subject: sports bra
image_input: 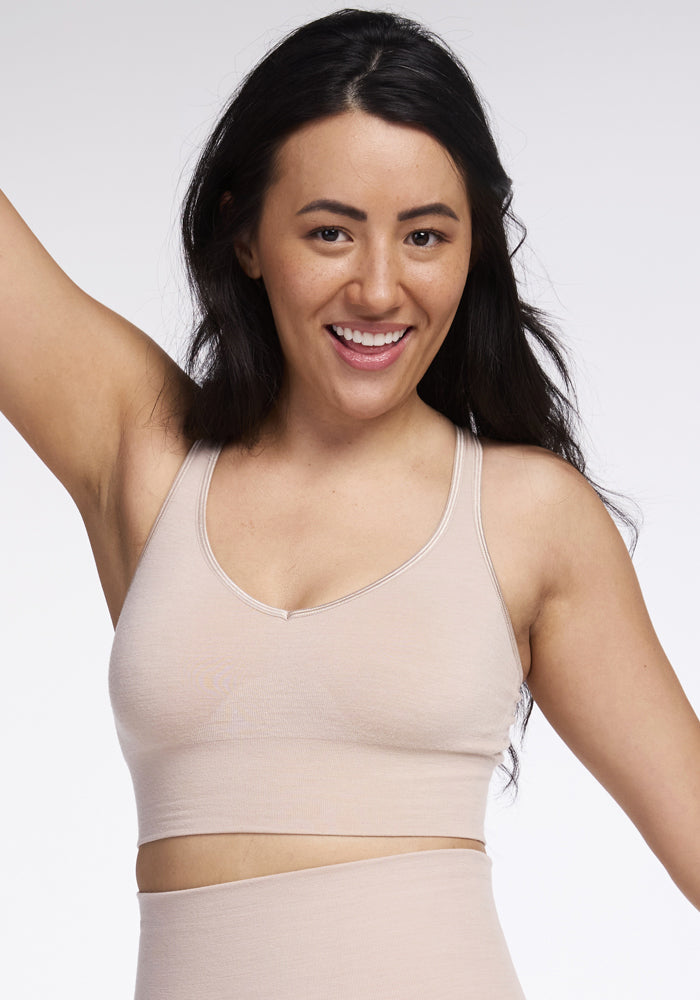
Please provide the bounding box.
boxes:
[108,424,524,848]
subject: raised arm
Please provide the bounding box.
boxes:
[521,451,700,909]
[0,188,192,514]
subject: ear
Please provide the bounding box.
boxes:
[234,238,263,280]
[219,191,263,280]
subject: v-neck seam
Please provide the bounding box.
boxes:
[196,425,466,621]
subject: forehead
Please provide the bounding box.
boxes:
[269,110,468,211]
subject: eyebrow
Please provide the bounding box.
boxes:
[296,199,460,223]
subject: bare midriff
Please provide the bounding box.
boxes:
[136,833,486,892]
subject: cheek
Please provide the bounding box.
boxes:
[412,258,469,316]
[446,246,471,299]
[259,249,306,320]
[264,250,343,323]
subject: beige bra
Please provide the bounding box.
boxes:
[108,424,523,847]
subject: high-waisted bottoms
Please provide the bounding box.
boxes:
[134,848,526,999]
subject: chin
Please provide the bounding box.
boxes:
[330,389,414,424]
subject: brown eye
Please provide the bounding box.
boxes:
[408,230,443,248]
[412,230,431,246]
[309,227,351,244]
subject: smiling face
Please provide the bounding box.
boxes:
[236,110,473,434]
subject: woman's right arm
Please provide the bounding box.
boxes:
[0,189,195,623]
[0,189,192,513]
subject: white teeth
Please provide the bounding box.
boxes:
[331,325,408,347]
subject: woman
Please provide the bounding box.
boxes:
[1,8,698,999]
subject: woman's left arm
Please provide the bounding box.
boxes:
[526,456,700,910]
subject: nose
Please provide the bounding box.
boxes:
[345,240,404,315]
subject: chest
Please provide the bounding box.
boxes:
[205,456,453,614]
[204,449,534,678]
[112,467,524,757]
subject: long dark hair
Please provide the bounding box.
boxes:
[180,8,639,792]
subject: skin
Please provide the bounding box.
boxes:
[235,111,472,444]
[1,110,699,904]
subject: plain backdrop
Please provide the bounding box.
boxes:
[1,1,698,997]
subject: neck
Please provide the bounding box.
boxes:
[257,389,445,467]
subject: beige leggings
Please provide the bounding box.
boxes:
[134,848,526,999]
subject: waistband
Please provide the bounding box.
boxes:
[133,847,527,1000]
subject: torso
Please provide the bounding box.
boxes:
[92,412,541,893]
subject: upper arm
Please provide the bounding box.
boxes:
[525,455,700,908]
[0,188,192,511]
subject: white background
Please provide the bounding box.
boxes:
[1,1,698,997]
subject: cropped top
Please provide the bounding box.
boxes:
[108,424,524,848]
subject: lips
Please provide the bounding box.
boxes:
[327,324,410,353]
[326,324,412,371]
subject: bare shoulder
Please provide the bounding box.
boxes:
[478,437,619,678]
[480,436,592,504]
[480,436,614,544]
